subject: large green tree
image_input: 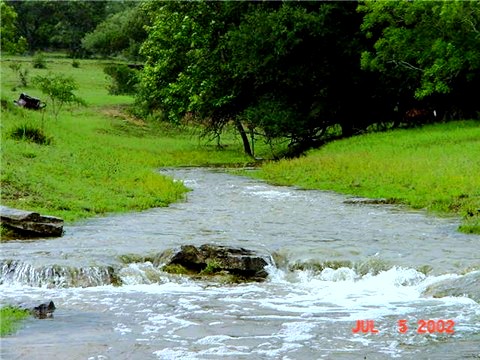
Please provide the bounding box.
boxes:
[138,1,373,156]
[359,0,480,119]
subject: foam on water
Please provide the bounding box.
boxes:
[1,266,479,359]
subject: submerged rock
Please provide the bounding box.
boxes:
[159,244,270,282]
[0,206,63,238]
[423,271,480,303]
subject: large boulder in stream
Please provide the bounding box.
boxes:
[423,271,480,303]
[0,206,63,238]
[159,244,271,282]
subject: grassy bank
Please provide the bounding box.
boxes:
[0,55,254,222]
[252,121,480,234]
[0,306,30,336]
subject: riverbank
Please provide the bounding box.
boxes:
[250,120,480,234]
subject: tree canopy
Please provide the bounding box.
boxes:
[0,1,26,54]
[138,2,380,155]
[7,0,478,156]
[359,0,480,118]
[82,3,148,60]
[7,0,127,56]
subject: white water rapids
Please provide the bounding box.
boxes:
[1,168,479,359]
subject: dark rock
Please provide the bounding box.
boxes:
[0,206,63,238]
[160,244,271,281]
[423,271,480,303]
[31,301,56,319]
[18,301,56,319]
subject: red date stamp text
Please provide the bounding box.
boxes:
[352,319,455,334]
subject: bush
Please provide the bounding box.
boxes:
[103,64,139,95]
[32,52,47,69]
[72,59,80,68]
[33,73,86,120]
[8,124,52,145]
[9,63,29,87]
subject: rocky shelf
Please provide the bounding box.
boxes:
[0,206,64,239]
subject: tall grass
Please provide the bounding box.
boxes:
[253,121,480,234]
[1,55,253,222]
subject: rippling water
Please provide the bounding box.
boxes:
[1,168,479,359]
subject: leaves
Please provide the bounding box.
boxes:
[359,1,480,100]
[0,1,27,54]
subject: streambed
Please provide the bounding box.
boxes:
[1,168,479,359]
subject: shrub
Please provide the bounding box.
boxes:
[72,59,80,68]
[32,52,47,69]
[103,64,139,95]
[8,123,52,145]
[33,73,86,120]
[9,63,29,87]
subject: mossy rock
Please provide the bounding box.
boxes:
[158,244,271,282]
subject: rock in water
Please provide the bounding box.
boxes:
[17,300,56,319]
[0,206,63,238]
[160,244,271,281]
[423,271,480,303]
[31,301,56,319]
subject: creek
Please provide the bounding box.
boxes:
[1,168,479,359]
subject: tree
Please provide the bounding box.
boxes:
[139,2,254,153]
[82,3,148,60]
[359,0,480,119]
[8,1,109,56]
[33,73,86,120]
[49,1,108,57]
[138,1,371,156]
[0,1,26,54]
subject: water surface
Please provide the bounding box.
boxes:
[1,168,479,359]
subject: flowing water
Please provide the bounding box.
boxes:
[1,168,479,359]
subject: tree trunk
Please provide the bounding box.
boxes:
[235,120,253,157]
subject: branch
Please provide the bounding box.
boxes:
[388,59,424,72]
[465,18,479,34]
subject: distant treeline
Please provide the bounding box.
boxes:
[2,1,479,155]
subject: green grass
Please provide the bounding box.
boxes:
[0,306,30,337]
[1,55,255,222]
[252,121,480,234]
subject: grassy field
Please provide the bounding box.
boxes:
[0,55,255,222]
[251,121,480,234]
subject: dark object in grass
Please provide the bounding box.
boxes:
[14,93,46,110]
